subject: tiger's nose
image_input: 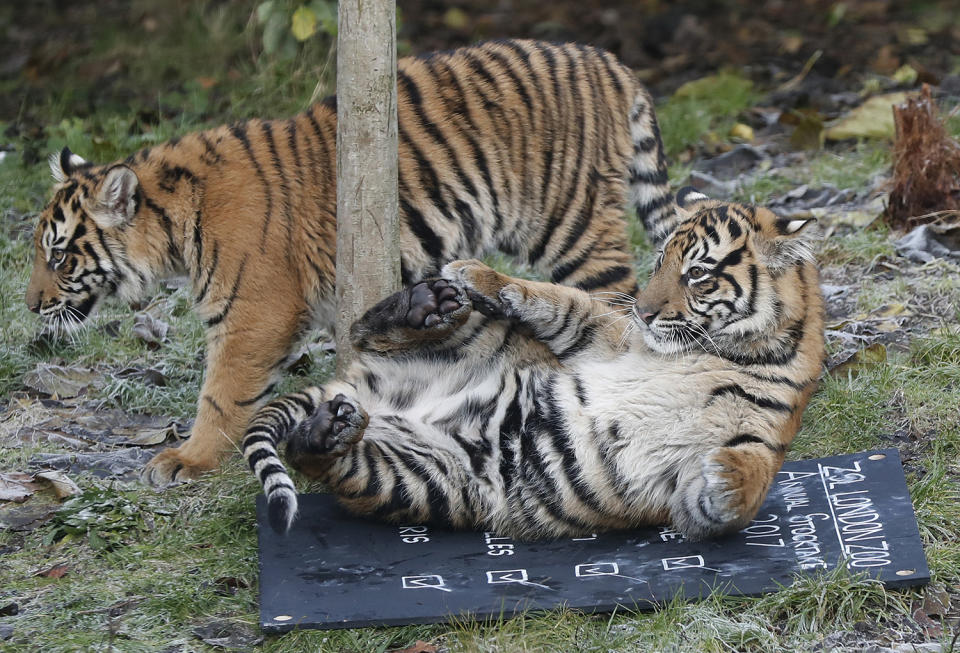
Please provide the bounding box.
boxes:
[637,310,656,325]
[27,301,41,314]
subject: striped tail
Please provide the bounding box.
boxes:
[242,387,325,534]
[627,88,677,247]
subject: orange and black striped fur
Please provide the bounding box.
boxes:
[24,40,674,486]
[243,189,825,539]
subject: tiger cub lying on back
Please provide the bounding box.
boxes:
[24,39,675,486]
[243,190,825,539]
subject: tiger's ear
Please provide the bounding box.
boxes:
[773,217,815,236]
[674,186,711,218]
[89,166,139,229]
[755,210,817,269]
[49,147,88,182]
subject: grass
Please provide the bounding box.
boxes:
[656,72,759,158]
[2,2,960,651]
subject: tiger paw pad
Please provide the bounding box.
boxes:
[405,279,470,329]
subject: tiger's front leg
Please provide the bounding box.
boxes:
[142,300,303,486]
[349,278,473,353]
[443,259,615,359]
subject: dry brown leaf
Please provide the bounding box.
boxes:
[22,364,98,398]
[123,425,178,447]
[824,92,911,141]
[34,471,81,499]
[35,563,69,579]
[829,343,887,378]
[0,473,40,503]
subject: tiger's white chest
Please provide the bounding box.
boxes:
[575,350,728,442]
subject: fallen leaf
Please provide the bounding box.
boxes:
[0,473,40,503]
[31,448,154,479]
[892,64,919,86]
[810,195,886,227]
[781,109,824,150]
[390,641,439,653]
[911,606,943,638]
[22,363,98,399]
[824,92,912,141]
[115,366,168,387]
[874,303,911,319]
[921,585,951,618]
[123,425,178,447]
[34,471,81,499]
[35,563,69,579]
[0,494,61,531]
[829,343,887,378]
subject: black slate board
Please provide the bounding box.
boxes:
[257,448,929,632]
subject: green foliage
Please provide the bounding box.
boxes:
[257,0,337,59]
[656,73,758,157]
[44,486,168,551]
[807,142,892,189]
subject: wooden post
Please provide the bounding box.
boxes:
[335,0,400,375]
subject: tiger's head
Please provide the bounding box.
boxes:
[634,187,815,356]
[25,147,143,332]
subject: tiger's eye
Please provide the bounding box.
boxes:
[51,248,65,264]
[687,265,708,280]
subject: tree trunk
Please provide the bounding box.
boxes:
[335,0,400,375]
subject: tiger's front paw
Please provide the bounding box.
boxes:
[405,279,471,332]
[288,394,368,465]
[441,259,524,317]
[671,446,773,540]
[141,446,217,487]
[697,447,769,531]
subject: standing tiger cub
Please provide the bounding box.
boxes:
[244,190,825,539]
[24,40,674,486]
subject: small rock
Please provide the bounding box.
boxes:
[895,224,960,263]
[695,145,765,181]
[686,170,736,197]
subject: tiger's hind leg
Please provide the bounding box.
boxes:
[670,442,783,540]
[243,383,367,533]
[349,278,473,353]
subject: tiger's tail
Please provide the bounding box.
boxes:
[242,386,325,534]
[627,88,677,247]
